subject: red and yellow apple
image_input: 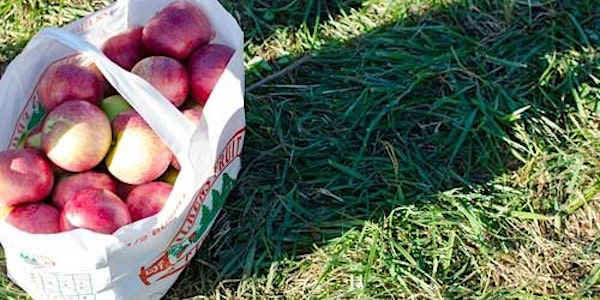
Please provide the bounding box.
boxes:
[102,26,148,71]
[126,181,173,221]
[60,187,131,234]
[142,0,214,60]
[131,56,189,107]
[0,149,54,206]
[52,171,117,210]
[5,203,61,234]
[42,100,112,172]
[36,62,103,111]
[105,110,172,185]
[187,43,234,105]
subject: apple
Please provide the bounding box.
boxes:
[67,54,109,92]
[78,60,110,96]
[159,167,179,185]
[126,181,173,221]
[50,164,69,182]
[60,187,131,234]
[36,62,103,111]
[131,56,189,107]
[102,26,148,71]
[52,171,117,210]
[187,43,234,105]
[0,149,54,206]
[100,94,133,121]
[105,110,172,185]
[142,0,214,61]
[82,61,106,84]
[171,107,202,170]
[182,106,203,123]
[114,181,137,200]
[5,203,60,234]
[42,100,112,172]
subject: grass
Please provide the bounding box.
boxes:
[1,0,600,299]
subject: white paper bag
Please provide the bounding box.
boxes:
[0,0,245,299]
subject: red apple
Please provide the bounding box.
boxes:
[36,62,103,111]
[142,0,214,61]
[0,149,54,206]
[126,181,173,221]
[66,54,109,93]
[102,26,148,71]
[131,56,189,107]
[60,187,131,234]
[187,43,234,105]
[42,100,112,172]
[52,171,117,210]
[5,203,60,234]
[79,60,110,96]
[105,110,172,185]
[171,108,202,170]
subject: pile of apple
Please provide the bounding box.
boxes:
[0,0,234,235]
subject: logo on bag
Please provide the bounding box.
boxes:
[18,251,56,268]
[139,128,244,286]
[10,97,45,150]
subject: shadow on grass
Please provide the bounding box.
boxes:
[165,0,600,298]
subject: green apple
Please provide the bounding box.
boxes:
[159,167,179,185]
[100,95,132,121]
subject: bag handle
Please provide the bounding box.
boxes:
[27,27,199,163]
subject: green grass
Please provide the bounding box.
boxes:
[1,0,600,299]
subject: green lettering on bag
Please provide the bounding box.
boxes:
[165,172,235,263]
